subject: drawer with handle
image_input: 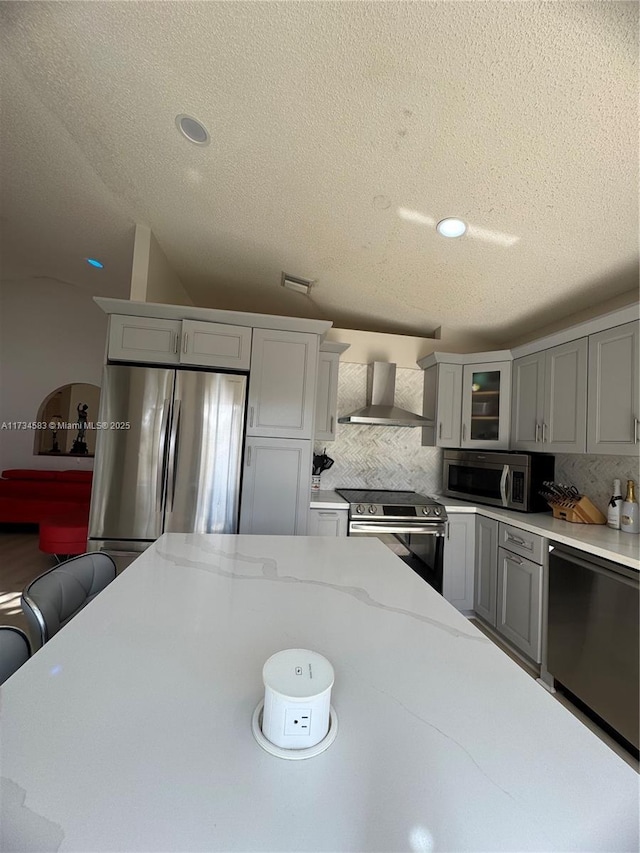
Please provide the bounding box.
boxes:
[499,522,545,564]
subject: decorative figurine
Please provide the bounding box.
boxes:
[70,403,89,455]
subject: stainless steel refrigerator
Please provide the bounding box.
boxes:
[88,365,246,553]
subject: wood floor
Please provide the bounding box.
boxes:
[1,529,636,772]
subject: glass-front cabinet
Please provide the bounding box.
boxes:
[461,361,512,449]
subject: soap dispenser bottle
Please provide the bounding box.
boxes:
[621,480,639,534]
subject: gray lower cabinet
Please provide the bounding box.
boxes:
[308,508,348,536]
[587,321,639,454]
[496,547,543,663]
[239,438,312,535]
[443,514,476,611]
[474,516,498,625]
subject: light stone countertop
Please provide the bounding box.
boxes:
[309,489,349,509]
[436,496,640,570]
[1,533,637,851]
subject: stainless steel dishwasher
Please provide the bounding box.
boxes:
[547,544,639,751]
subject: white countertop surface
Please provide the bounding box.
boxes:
[2,534,638,851]
[436,496,640,570]
[309,489,349,509]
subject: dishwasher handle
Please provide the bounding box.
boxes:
[549,545,639,588]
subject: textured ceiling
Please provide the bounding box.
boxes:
[0,1,638,342]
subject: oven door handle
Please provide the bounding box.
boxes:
[499,464,510,507]
[349,522,445,535]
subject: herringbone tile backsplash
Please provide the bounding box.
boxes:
[554,454,640,514]
[314,364,442,495]
[315,362,640,510]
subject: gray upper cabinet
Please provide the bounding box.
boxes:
[421,363,463,447]
[511,338,587,454]
[474,516,498,626]
[587,321,639,455]
[239,437,312,535]
[108,314,252,370]
[314,351,340,442]
[180,320,251,370]
[461,361,512,449]
[108,315,181,364]
[510,353,545,451]
[247,329,319,439]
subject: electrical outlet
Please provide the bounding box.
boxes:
[284,708,312,737]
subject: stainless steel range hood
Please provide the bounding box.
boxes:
[338,362,433,427]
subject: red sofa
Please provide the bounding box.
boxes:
[0,469,92,525]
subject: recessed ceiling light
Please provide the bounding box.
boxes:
[436,218,467,238]
[86,258,104,268]
[175,114,210,146]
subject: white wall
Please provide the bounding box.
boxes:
[0,278,108,472]
[129,224,193,306]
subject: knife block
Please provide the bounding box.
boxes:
[546,496,606,524]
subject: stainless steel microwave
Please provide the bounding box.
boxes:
[443,450,555,512]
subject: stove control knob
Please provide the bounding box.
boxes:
[356,504,365,514]
[368,505,377,514]
[421,506,431,515]
[433,507,442,516]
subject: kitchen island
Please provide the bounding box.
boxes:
[1,534,638,851]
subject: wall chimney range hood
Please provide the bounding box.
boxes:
[338,362,433,428]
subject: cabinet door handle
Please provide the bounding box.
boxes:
[505,552,523,565]
[250,406,255,427]
[438,422,443,440]
[246,446,252,466]
[462,423,466,442]
[446,521,450,540]
[183,333,188,354]
[535,422,540,443]
[330,415,334,433]
[319,511,337,517]
[635,417,639,444]
[174,333,179,354]
[542,422,548,443]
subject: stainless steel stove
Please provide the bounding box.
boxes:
[335,489,448,593]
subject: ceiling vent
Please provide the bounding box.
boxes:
[281,273,314,295]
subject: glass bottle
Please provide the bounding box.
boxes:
[620,480,639,534]
[607,479,623,530]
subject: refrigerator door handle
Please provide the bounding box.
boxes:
[156,399,171,512]
[166,400,181,513]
